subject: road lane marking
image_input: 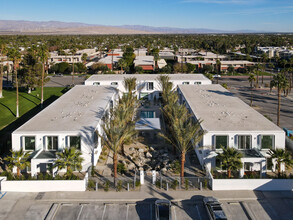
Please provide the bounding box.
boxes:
[102,204,107,220]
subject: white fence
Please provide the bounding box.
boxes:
[212,178,293,191]
[0,176,86,192]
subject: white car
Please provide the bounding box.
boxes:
[203,197,227,220]
[155,199,172,220]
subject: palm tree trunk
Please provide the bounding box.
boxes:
[181,152,185,185]
[277,162,281,177]
[15,62,19,118]
[113,152,118,185]
[227,169,231,178]
[41,62,44,107]
[250,88,253,107]
[256,72,259,88]
[17,167,20,177]
[277,89,281,126]
[71,61,75,85]
[0,64,3,98]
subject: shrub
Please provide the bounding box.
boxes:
[116,180,123,191]
[185,179,189,190]
[170,160,180,174]
[135,180,141,188]
[203,179,208,189]
[104,181,110,192]
[117,163,126,175]
[91,166,95,177]
[155,180,161,188]
[88,179,95,189]
[171,179,178,190]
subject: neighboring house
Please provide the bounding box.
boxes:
[11,86,117,176]
[84,74,212,100]
[134,56,155,71]
[177,84,285,177]
[97,55,122,70]
[48,52,82,66]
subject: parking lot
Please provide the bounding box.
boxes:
[1,196,293,220]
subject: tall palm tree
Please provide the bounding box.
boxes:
[4,149,31,177]
[158,75,173,106]
[0,43,8,98]
[37,44,49,107]
[54,147,84,175]
[8,48,21,117]
[248,73,256,106]
[270,73,290,126]
[216,147,243,178]
[268,149,292,177]
[70,48,77,85]
[160,99,204,184]
[118,59,127,74]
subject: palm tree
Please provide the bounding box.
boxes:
[4,149,31,177]
[160,97,204,184]
[248,73,256,106]
[216,147,243,178]
[70,48,77,85]
[270,73,290,126]
[268,149,292,177]
[118,59,127,74]
[54,147,84,175]
[37,44,49,107]
[0,43,8,98]
[158,75,173,106]
[7,48,21,117]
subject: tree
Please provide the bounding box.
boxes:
[152,48,160,71]
[70,48,77,85]
[37,44,50,107]
[227,66,235,75]
[270,73,290,126]
[216,147,243,178]
[174,63,187,73]
[268,149,292,177]
[54,147,84,175]
[118,58,127,74]
[81,53,88,64]
[134,66,144,74]
[4,149,31,177]
[7,48,21,117]
[0,43,8,98]
[248,73,256,106]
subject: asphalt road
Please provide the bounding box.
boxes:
[219,77,293,130]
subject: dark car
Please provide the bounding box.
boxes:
[203,197,227,220]
[155,199,172,220]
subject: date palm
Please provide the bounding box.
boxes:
[37,44,49,107]
[270,73,290,126]
[4,149,31,177]
[0,43,8,98]
[268,149,292,177]
[70,48,77,85]
[54,147,84,175]
[7,48,21,117]
[216,147,243,178]
[248,73,256,106]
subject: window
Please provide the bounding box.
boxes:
[215,135,228,149]
[23,136,35,151]
[194,82,201,85]
[111,82,118,86]
[147,82,154,90]
[238,135,251,149]
[69,136,81,150]
[261,135,274,150]
[47,136,58,151]
[93,82,100,86]
[182,82,190,85]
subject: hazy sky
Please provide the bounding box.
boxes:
[1,0,293,32]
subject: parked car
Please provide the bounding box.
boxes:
[155,199,172,220]
[203,197,227,220]
[53,73,63,77]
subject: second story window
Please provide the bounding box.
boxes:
[69,136,81,150]
[147,82,154,90]
[93,82,100,86]
[47,136,58,151]
[111,82,118,86]
[194,82,201,85]
[23,136,36,151]
[182,82,190,85]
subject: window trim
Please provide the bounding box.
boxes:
[147,82,154,90]
[237,135,252,150]
[23,136,36,151]
[46,136,58,151]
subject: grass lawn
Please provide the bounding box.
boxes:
[0,87,66,130]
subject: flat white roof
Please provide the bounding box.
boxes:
[13,86,116,133]
[178,84,283,132]
[85,74,211,83]
[134,56,154,66]
[98,56,122,64]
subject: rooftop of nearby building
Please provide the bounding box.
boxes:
[98,56,122,64]
[13,86,116,133]
[178,84,283,132]
[85,73,211,83]
[134,56,154,66]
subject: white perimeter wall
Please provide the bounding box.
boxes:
[212,178,293,191]
[0,177,86,192]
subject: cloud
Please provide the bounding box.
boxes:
[224,5,293,15]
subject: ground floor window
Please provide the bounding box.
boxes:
[47,136,58,151]
[69,136,81,150]
[261,135,274,150]
[23,136,35,151]
[238,135,251,149]
[215,135,228,149]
